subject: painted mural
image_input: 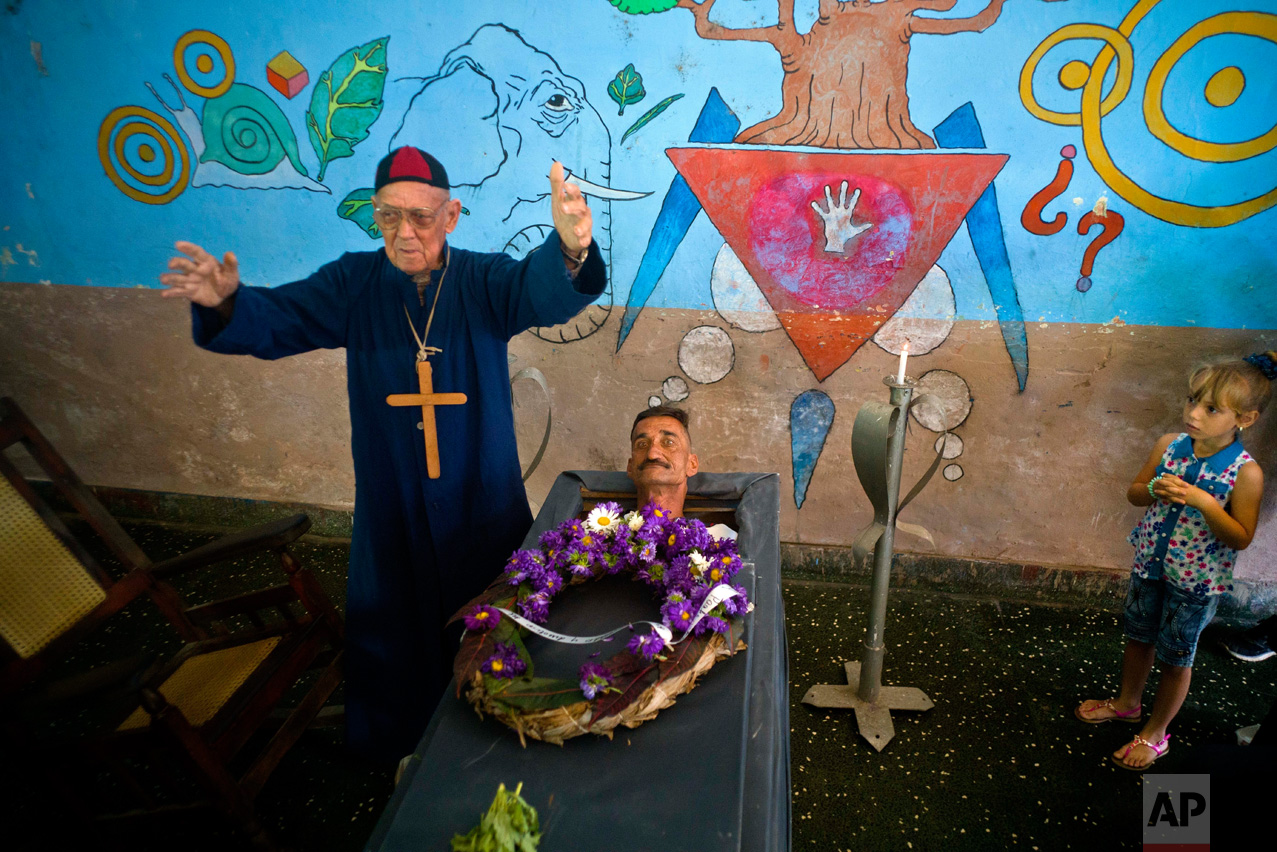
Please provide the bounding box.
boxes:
[2,0,1275,516]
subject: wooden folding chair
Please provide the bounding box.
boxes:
[0,397,344,849]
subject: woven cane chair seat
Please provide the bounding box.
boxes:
[117,636,283,731]
[0,475,105,659]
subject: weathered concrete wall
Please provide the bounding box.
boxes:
[4,280,1275,593]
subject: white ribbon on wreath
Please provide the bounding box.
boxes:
[491,573,753,648]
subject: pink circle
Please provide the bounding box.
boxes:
[1061,145,1077,159]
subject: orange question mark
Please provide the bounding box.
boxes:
[1076,209,1125,293]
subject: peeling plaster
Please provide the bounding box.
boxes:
[29,40,47,76]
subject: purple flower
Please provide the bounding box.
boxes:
[535,569,564,596]
[637,560,666,586]
[481,642,526,680]
[637,540,657,563]
[721,584,751,616]
[518,592,550,624]
[463,605,501,631]
[566,552,595,578]
[671,519,711,554]
[578,662,614,699]
[503,549,543,585]
[663,598,696,633]
[626,629,667,661]
[694,615,730,637]
[538,528,566,552]
[705,553,741,584]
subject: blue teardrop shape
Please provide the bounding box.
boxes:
[790,390,835,509]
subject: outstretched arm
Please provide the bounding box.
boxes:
[909,0,1007,35]
[676,0,782,44]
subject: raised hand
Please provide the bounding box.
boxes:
[549,161,593,256]
[811,180,873,254]
[159,241,241,307]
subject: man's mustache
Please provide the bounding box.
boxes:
[640,459,670,470]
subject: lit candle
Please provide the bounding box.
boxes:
[896,341,909,383]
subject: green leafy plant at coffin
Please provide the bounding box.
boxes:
[451,783,541,852]
[306,36,389,181]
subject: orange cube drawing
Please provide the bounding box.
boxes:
[267,51,308,99]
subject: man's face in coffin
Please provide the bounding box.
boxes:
[627,415,699,490]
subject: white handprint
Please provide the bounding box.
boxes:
[811,181,873,254]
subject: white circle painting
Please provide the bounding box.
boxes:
[709,244,781,332]
[910,370,973,433]
[678,326,735,384]
[872,265,956,356]
[662,376,690,402]
[934,432,964,459]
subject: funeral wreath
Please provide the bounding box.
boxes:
[450,501,751,745]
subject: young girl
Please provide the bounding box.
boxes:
[1076,358,1270,770]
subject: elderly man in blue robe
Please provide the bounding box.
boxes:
[159,147,604,761]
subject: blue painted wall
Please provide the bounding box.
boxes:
[3,0,1275,331]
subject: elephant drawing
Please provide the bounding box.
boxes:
[392,23,647,343]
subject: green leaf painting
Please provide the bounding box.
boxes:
[620,93,684,145]
[609,0,680,13]
[337,187,379,239]
[608,63,645,116]
[306,36,388,181]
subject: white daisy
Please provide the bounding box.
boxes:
[689,551,711,578]
[624,511,644,531]
[586,504,622,536]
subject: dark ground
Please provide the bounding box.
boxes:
[7,520,1274,851]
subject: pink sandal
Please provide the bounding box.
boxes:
[1112,733,1170,771]
[1074,698,1142,724]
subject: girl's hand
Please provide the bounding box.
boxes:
[1151,474,1198,506]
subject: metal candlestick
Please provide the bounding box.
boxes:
[802,375,934,751]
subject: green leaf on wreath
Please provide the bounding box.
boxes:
[592,653,660,720]
[492,677,585,710]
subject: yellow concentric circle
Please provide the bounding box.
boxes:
[97,105,190,204]
[173,29,235,98]
[1143,12,1277,163]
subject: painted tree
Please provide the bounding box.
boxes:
[670,0,1010,149]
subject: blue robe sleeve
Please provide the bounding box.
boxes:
[464,231,607,339]
[191,254,358,359]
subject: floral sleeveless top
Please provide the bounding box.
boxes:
[1127,434,1254,596]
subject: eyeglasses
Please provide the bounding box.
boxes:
[372,204,440,230]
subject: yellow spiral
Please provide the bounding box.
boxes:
[1020,0,1277,227]
[97,106,190,204]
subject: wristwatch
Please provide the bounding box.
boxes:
[560,244,589,269]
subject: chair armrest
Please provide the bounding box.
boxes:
[150,514,312,579]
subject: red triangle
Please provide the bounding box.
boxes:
[668,147,1007,381]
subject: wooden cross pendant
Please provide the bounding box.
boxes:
[385,360,467,479]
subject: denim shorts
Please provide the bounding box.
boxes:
[1123,575,1220,667]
